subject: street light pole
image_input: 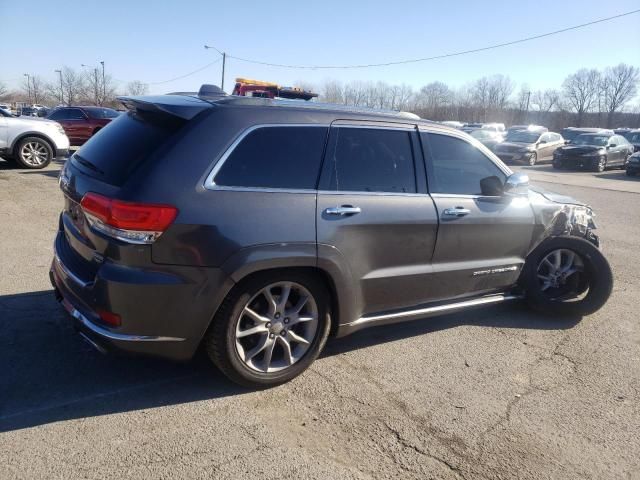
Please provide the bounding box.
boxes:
[23,73,31,104]
[55,69,63,105]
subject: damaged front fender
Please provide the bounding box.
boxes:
[528,187,599,254]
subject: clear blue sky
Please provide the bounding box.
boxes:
[1,0,639,96]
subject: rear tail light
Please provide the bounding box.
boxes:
[80,192,178,244]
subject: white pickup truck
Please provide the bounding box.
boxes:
[0,108,70,169]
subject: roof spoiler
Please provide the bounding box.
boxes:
[117,95,214,120]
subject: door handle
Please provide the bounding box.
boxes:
[442,207,471,217]
[324,206,362,216]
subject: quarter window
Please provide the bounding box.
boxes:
[423,133,506,195]
[214,126,328,190]
[324,127,416,193]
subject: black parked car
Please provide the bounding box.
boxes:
[561,127,613,145]
[622,129,640,153]
[626,151,640,176]
[553,132,633,172]
[50,86,613,387]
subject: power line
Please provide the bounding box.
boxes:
[212,9,640,70]
[146,57,222,85]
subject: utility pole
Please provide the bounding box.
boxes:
[524,91,531,121]
[204,45,226,90]
[100,61,105,103]
[23,73,31,104]
[221,52,226,91]
[55,69,63,105]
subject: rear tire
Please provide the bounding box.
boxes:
[14,137,53,169]
[521,236,612,317]
[205,271,331,388]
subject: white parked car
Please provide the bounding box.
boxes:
[0,104,11,114]
[0,108,70,169]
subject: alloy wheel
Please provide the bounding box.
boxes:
[596,156,606,172]
[528,152,537,166]
[19,141,49,166]
[536,249,585,299]
[234,281,319,373]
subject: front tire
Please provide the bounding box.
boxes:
[521,236,612,317]
[592,156,606,172]
[205,271,331,388]
[14,137,53,169]
[528,152,537,166]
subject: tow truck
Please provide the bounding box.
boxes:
[232,78,318,101]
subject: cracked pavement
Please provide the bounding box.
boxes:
[1,159,639,479]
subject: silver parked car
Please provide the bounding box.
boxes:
[0,108,69,168]
[494,130,564,166]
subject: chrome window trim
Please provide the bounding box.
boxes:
[317,190,430,197]
[203,123,329,191]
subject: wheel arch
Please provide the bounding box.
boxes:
[10,131,56,156]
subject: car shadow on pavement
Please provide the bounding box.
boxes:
[0,290,246,433]
[0,290,580,433]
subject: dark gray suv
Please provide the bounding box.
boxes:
[50,86,613,387]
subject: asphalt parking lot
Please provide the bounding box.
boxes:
[1,158,639,479]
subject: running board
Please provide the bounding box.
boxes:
[337,293,523,337]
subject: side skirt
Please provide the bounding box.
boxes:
[335,293,523,337]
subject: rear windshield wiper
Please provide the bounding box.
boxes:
[72,154,104,176]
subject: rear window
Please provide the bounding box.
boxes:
[71,111,183,185]
[214,126,328,190]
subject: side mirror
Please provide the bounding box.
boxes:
[504,172,529,196]
[480,176,504,196]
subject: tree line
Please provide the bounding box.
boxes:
[310,63,640,129]
[1,63,638,129]
[0,67,149,108]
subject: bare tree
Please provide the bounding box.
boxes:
[125,80,149,96]
[320,79,344,104]
[532,89,560,114]
[60,67,85,106]
[487,74,514,109]
[0,81,7,97]
[415,81,453,119]
[21,75,47,104]
[562,69,601,126]
[601,63,640,127]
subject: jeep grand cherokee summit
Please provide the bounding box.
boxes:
[50,87,613,387]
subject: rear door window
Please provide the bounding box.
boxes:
[214,126,328,190]
[71,111,184,186]
[322,127,416,193]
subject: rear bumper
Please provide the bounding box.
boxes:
[50,230,233,360]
